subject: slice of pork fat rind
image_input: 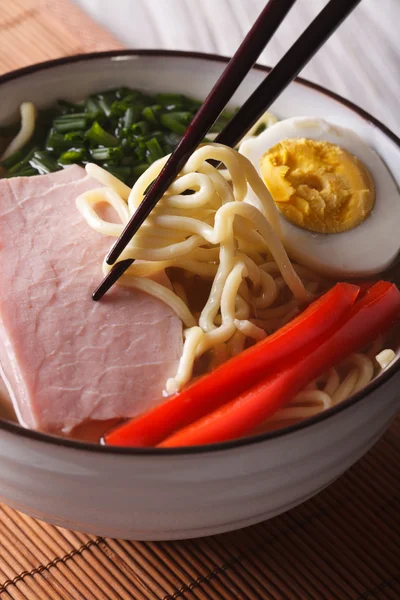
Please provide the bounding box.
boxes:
[0,165,183,434]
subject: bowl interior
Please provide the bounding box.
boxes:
[1,52,399,174]
[0,50,399,450]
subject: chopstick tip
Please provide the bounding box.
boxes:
[91,258,135,301]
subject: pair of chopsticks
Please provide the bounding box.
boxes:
[93,0,362,301]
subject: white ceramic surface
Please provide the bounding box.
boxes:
[0,52,399,540]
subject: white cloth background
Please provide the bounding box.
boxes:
[74,0,399,136]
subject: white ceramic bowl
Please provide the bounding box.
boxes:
[0,51,399,540]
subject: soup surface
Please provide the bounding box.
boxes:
[0,88,399,447]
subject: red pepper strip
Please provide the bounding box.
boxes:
[159,281,400,447]
[349,279,376,297]
[105,282,359,447]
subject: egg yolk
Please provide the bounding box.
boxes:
[259,138,375,234]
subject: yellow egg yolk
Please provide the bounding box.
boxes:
[259,138,375,234]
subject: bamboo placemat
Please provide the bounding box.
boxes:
[1,1,400,598]
[0,0,122,73]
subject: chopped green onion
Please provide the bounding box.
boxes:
[58,148,87,164]
[111,101,139,121]
[85,98,103,120]
[85,122,118,147]
[123,106,143,129]
[186,98,203,111]
[46,130,77,152]
[169,111,192,125]
[120,138,130,152]
[19,167,40,176]
[0,148,27,170]
[220,108,235,120]
[141,130,164,143]
[6,166,38,178]
[160,113,187,134]
[29,151,61,174]
[142,105,162,125]
[130,121,149,137]
[132,163,150,178]
[65,131,85,143]
[54,113,88,121]
[53,114,88,132]
[96,94,114,117]
[132,141,147,162]
[1,87,237,181]
[8,147,38,175]
[32,108,60,146]
[155,93,187,107]
[89,147,123,161]
[115,87,141,101]
[210,118,231,133]
[209,122,224,133]
[145,137,164,163]
[163,131,183,150]
[209,109,235,133]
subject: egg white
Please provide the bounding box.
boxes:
[239,117,400,278]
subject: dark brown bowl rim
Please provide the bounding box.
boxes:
[0,49,399,456]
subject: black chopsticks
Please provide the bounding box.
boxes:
[216,0,363,148]
[92,0,296,301]
[93,0,362,301]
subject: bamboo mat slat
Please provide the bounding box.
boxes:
[0,0,122,74]
[0,1,399,598]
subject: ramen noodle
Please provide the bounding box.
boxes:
[77,143,389,428]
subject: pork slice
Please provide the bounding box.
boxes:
[0,165,183,433]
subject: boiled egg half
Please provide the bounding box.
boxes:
[239,117,400,277]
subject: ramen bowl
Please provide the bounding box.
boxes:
[0,51,399,540]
